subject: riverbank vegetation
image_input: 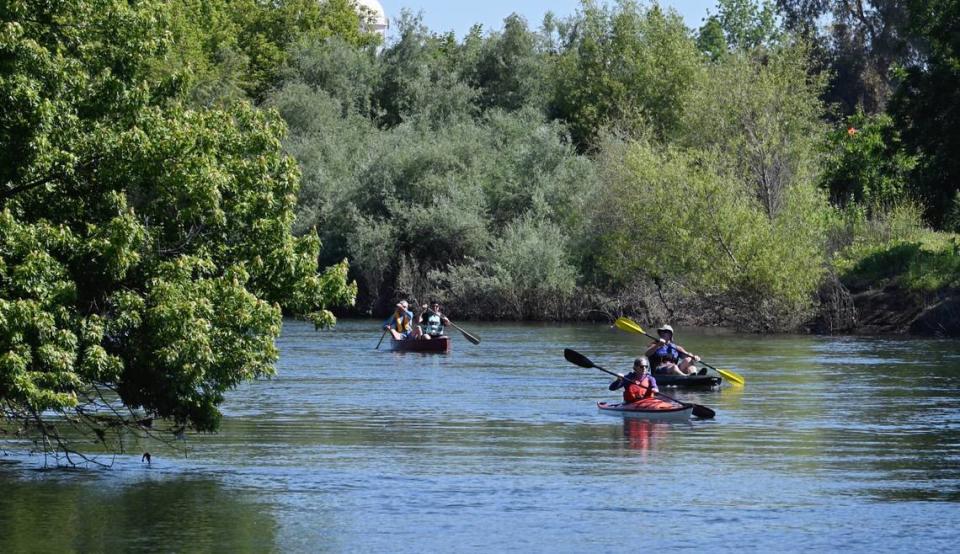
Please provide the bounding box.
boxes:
[3,0,960,457]
[262,0,958,333]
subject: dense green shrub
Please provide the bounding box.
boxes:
[821,111,917,211]
[680,42,827,219]
[271,38,594,312]
[587,139,830,330]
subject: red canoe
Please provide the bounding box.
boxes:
[389,336,452,353]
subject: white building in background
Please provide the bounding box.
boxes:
[354,0,389,41]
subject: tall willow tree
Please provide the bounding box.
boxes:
[0,0,355,461]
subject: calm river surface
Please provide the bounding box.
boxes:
[2,319,960,552]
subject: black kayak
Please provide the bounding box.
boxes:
[652,373,722,389]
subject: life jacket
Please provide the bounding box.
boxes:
[422,311,444,336]
[390,310,413,333]
[624,375,657,403]
[650,343,680,366]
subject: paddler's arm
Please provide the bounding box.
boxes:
[609,374,627,390]
[674,344,700,361]
[644,341,663,356]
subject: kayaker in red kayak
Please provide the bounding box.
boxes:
[384,300,414,340]
[645,324,703,376]
[609,357,658,403]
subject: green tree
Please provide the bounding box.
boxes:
[433,216,579,319]
[681,43,827,218]
[467,14,548,112]
[1,0,355,460]
[588,139,830,331]
[374,11,478,128]
[776,0,911,114]
[821,111,916,210]
[709,0,780,52]
[697,16,728,60]
[550,0,703,147]
[156,0,380,105]
[890,0,960,228]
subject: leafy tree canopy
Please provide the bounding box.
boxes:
[0,0,355,459]
[890,0,960,228]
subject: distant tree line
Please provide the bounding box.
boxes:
[251,1,958,329]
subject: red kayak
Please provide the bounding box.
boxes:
[597,399,693,421]
[390,336,451,353]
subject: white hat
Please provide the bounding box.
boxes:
[657,324,674,334]
[397,300,408,309]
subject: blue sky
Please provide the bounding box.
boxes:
[380,1,718,37]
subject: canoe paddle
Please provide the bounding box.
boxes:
[416,300,480,345]
[375,328,388,350]
[448,321,481,345]
[564,348,715,419]
[614,317,746,386]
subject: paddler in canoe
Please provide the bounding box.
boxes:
[645,324,705,377]
[383,300,415,340]
[414,300,451,340]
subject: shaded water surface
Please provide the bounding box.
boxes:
[2,320,959,552]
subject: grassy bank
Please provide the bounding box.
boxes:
[825,206,960,336]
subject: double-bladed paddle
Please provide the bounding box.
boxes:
[563,348,715,419]
[614,317,746,386]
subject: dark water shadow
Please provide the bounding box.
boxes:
[0,466,278,553]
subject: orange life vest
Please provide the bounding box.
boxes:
[623,376,656,403]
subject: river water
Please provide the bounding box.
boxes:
[2,319,959,552]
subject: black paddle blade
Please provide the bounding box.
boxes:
[692,404,716,419]
[563,348,595,368]
[460,329,481,345]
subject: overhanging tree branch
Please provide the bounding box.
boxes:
[0,156,103,206]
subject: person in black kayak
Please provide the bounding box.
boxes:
[609,356,658,403]
[645,324,704,376]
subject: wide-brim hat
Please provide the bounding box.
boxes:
[657,324,674,334]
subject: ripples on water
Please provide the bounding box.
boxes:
[2,320,959,552]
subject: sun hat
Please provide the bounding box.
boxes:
[657,324,674,334]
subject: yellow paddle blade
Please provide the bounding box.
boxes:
[716,368,746,385]
[614,317,646,336]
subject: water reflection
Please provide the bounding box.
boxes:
[0,465,278,553]
[622,419,671,455]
